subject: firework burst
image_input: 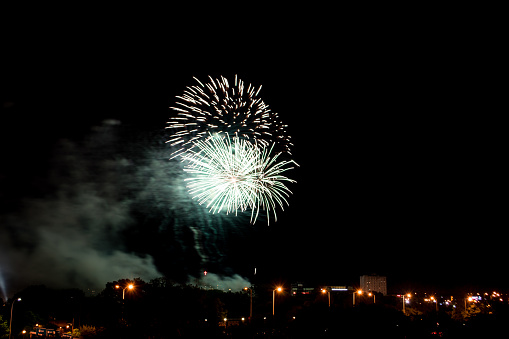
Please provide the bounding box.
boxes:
[167,75,292,158]
[182,133,297,224]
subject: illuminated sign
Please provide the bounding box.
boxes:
[330,286,348,291]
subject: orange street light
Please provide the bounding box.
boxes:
[465,295,474,309]
[116,283,134,299]
[402,293,412,313]
[367,292,376,303]
[273,286,283,317]
[321,288,331,308]
[244,287,253,322]
[353,290,362,306]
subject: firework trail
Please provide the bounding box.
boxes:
[182,133,297,225]
[167,75,292,158]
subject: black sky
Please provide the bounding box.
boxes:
[1,15,504,296]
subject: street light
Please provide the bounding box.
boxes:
[368,292,376,304]
[115,283,134,300]
[273,287,283,317]
[353,290,362,306]
[321,288,331,308]
[244,287,253,322]
[465,296,473,310]
[402,293,412,314]
[430,295,439,312]
[9,298,22,339]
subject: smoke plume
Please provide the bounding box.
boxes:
[0,119,252,297]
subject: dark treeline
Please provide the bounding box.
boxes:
[1,278,508,338]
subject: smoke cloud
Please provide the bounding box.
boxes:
[0,119,253,297]
[0,121,161,296]
[192,273,251,292]
[0,267,7,302]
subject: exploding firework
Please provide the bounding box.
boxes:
[182,133,297,224]
[167,75,292,158]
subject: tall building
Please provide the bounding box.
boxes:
[360,274,387,295]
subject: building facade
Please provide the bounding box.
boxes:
[360,275,387,295]
[291,282,315,296]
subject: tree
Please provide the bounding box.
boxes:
[215,297,227,321]
[462,303,481,320]
[78,325,104,338]
[0,315,9,339]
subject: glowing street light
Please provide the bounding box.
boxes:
[321,288,331,308]
[368,292,376,304]
[244,287,253,322]
[353,290,362,306]
[465,295,474,309]
[9,298,22,339]
[402,293,412,314]
[273,287,283,317]
[429,295,439,312]
[116,283,134,300]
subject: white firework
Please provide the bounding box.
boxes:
[181,133,297,224]
[167,75,292,158]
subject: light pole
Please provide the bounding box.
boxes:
[368,292,376,304]
[430,295,438,312]
[465,296,473,310]
[353,290,362,306]
[402,293,411,314]
[115,283,134,300]
[321,288,330,308]
[115,283,134,322]
[9,298,22,339]
[244,287,253,322]
[273,287,282,317]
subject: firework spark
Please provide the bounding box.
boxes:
[167,75,292,158]
[182,133,297,224]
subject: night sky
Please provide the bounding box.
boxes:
[1,15,504,298]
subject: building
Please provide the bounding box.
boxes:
[360,274,387,295]
[291,282,315,296]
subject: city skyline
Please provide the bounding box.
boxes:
[1,22,503,299]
